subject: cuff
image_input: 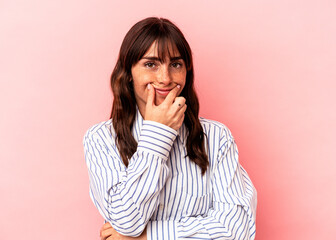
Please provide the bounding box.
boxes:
[147,220,177,240]
[137,121,177,161]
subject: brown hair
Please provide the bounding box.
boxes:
[110,17,208,174]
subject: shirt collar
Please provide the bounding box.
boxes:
[132,108,188,144]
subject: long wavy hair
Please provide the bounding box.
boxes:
[110,17,208,174]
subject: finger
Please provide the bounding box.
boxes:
[101,228,114,240]
[177,104,187,115]
[178,104,187,118]
[176,111,186,129]
[101,222,112,230]
[170,105,187,130]
[146,83,155,107]
[163,84,181,104]
[173,97,186,108]
[171,99,186,115]
[100,222,113,240]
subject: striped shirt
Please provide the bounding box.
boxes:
[83,110,257,239]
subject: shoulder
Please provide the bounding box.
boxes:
[199,117,238,167]
[83,119,115,144]
[199,117,234,142]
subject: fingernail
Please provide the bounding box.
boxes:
[177,85,181,89]
[147,83,151,89]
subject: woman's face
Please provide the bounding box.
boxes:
[131,41,187,117]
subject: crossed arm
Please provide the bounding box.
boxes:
[92,137,256,240]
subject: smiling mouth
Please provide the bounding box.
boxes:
[153,87,173,96]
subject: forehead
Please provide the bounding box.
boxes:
[142,40,181,59]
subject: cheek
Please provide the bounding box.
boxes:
[132,67,152,84]
[178,73,187,89]
[133,83,147,98]
[178,74,187,95]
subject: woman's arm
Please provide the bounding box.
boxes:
[84,120,177,237]
[145,130,257,239]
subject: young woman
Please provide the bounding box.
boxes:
[84,17,257,240]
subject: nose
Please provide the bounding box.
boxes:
[158,64,171,85]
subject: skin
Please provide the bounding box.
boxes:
[100,42,187,239]
[100,223,146,240]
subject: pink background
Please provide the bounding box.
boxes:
[1,0,335,239]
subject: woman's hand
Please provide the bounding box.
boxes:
[100,222,146,240]
[145,84,187,131]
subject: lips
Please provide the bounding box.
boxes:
[154,87,173,96]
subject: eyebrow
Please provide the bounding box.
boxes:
[142,56,183,61]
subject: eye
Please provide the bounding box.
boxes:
[171,62,183,68]
[144,62,156,68]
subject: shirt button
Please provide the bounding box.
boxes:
[159,204,164,210]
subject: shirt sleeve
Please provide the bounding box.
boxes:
[146,131,257,240]
[83,120,178,237]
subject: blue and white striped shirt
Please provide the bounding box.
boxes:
[83,110,257,239]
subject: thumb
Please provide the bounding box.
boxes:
[146,83,155,107]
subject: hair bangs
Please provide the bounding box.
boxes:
[129,21,192,70]
[152,35,179,63]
